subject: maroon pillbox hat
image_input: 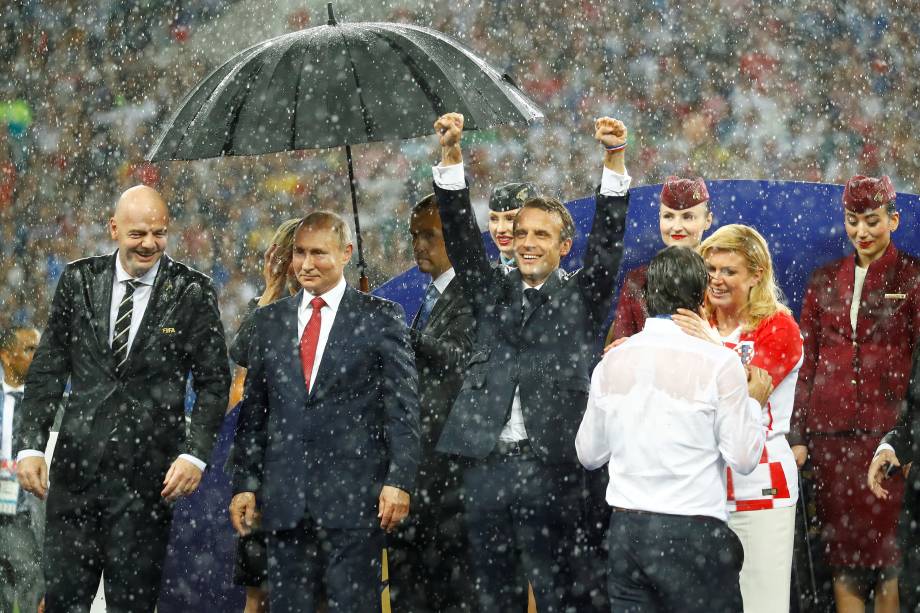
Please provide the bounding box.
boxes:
[842,175,896,213]
[660,176,709,210]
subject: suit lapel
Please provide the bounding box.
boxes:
[421,280,455,331]
[89,254,117,355]
[282,291,309,400]
[123,255,174,374]
[521,268,564,327]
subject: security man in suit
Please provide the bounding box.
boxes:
[15,185,231,612]
[429,112,632,612]
[229,210,420,613]
[0,324,43,613]
[388,194,475,612]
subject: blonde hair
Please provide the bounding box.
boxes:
[259,218,302,306]
[699,224,790,330]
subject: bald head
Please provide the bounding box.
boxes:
[114,185,169,221]
[109,185,169,277]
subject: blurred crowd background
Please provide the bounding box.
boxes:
[1,0,917,334]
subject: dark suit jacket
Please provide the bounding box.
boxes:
[433,184,629,464]
[15,253,231,493]
[232,286,420,531]
[409,278,475,462]
[881,342,920,463]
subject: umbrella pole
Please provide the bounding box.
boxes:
[345,144,370,292]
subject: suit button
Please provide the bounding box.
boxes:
[851,379,857,385]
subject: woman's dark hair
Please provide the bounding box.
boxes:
[644,246,710,317]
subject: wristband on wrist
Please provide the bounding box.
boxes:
[605,142,627,152]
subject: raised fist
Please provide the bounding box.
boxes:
[434,112,464,149]
[594,117,627,149]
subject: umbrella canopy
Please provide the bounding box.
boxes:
[147,4,543,161]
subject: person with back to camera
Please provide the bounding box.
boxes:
[577,245,771,612]
[673,223,804,613]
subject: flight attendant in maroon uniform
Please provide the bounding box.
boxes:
[606,176,713,343]
[790,175,920,613]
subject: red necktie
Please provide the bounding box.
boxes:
[299,296,326,391]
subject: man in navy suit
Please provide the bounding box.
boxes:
[430,113,632,612]
[229,210,420,613]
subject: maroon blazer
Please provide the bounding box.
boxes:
[791,242,920,441]
[608,264,648,342]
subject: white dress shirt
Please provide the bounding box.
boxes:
[2,381,24,464]
[298,276,348,392]
[432,161,631,198]
[497,280,546,443]
[17,253,205,471]
[576,318,765,522]
[109,254,160,352]
[431,161,630,443]
[431,267,456,294]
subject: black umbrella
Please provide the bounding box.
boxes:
[147,3,544,290]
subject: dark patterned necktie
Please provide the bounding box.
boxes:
[113,280,139,373]
[522,287,545,323]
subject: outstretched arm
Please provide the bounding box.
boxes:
[431,113,498,316]
[581,117,632,330]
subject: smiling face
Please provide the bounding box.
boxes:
[109,185,169,278]
[489,208,520,259]
[292,223,353,295]
[844,204,899,267]
[704,249,762,316]
[513,207,572,286]
[659,201,712,247]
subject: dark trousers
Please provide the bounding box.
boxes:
[43,451,173,612]
[607,510,744,613]
[267,517,383,613]
[461,450,580,613]
[388,466,471,612]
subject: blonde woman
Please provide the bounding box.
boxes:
[673,224,803,613]
[228,218,301,613]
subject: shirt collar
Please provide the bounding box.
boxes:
[431,267,455,294]
[522,280,545,291]
[2,380,25,394]
[301,276,347,313]
[641,317,683,335]
[114,250,161,286]
[500,253,516,267]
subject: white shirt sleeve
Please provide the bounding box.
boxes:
[714,357,765,475]
[431,162,466,190]
[576,363,612,470]
[16,449,45,461]
[178,453,207,471]
[599,166,632,197]
[875,442,896,457]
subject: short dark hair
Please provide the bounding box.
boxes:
[517,196,576,242]
[0,324,33,353]
[410,193,439,218]
[645,246,709,317]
